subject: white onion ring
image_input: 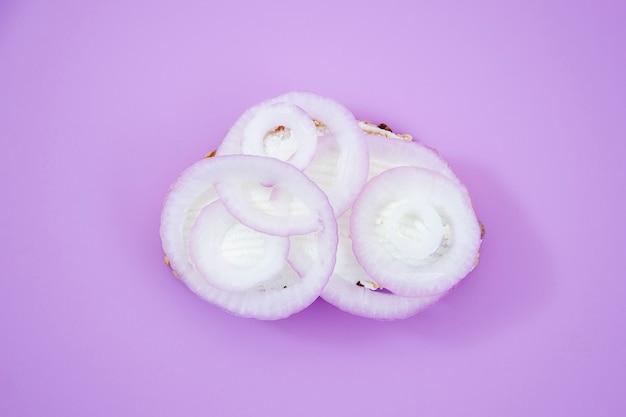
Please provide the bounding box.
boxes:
[321,133,478,318]
[160,155,338,319]
[350,166,481,297]
[218,102,318,170]
[268,92,369,217]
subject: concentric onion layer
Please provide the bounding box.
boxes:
[160,155,337,319]
[320,134,477,318]
[217,102,318,170]
[350,166,481,297]
[217,92,369,218]
[189,200,290,292]
[268,92,369,217]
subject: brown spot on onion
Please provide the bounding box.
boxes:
[164,256,182,280]
[355,280,383,290]
[378,123,393,132]
[471,250,481,271]
[358,120,413,141]
[312,119,325,128]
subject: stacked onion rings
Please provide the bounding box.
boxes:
[161,92,482,320]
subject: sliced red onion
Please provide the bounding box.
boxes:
[320,131,480,317]
[321,210,441,320]
[162,93,484,320]
[350,166,481,297]
[218,102,318,170]
[160,154,337,319]
[268,92,369,217]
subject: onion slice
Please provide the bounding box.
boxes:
[269,92,369,217]
[218,102,318,170]
[350,166,481,297]
[160,154,338,319]
[161,92,484,320]
[189,200,290,292]
[321,132,479,318]
[214,163,328,236]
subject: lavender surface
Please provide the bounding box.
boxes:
[1,1,625,416]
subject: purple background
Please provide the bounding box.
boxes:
[2,1,625,415]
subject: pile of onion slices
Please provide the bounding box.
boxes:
[160,92,483,320]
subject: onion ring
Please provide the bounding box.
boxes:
[268,92,369,217]
[350,166,481,297]
[160,155,337,319]
[218,102,318,170]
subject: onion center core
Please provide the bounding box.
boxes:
[384,202,444,260]
[239,103,318,170]
[262,126,297,161]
